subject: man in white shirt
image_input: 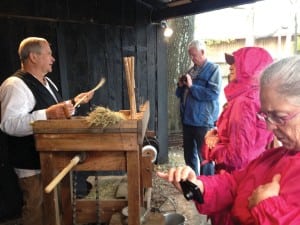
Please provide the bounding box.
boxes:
[0,37,93,225]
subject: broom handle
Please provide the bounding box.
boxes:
[45,155,81,193]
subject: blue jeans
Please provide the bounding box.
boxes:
[201,161,215,176]
[182,125,212,176]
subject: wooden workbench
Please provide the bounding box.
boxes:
[32,101,150,225]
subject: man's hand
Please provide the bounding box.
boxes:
[74,91,95,105]
[46,102,73,119]
[177,75,185,87]
[248,174,281,208]
[186,74,193,88]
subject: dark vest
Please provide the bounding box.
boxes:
[7,70,62,169]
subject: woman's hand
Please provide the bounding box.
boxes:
[205,136,220,149]
[205,129,219,149]
[156,166,204,193]
[248,174,281,208]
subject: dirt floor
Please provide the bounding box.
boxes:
[151,146,211,225]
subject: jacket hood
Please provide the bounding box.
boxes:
[233,47,273,84]
[224,47,273,101]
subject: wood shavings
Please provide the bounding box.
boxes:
[85,106,126,128]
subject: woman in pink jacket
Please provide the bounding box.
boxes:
[203,47,274,174]
[158,56,300,225]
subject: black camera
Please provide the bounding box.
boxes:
[180,180,204,204]
[179,74,187,83]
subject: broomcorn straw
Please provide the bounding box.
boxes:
[85,106,126,128]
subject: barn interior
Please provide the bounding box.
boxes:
[0,0,261,224]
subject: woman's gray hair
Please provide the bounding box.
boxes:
[18,37,48,62]
[260,56,300,104]
[188,40,206,52]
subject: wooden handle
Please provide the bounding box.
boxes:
[74,77,106,108]
[123,56,137,119]
[45,155,81,193]
[130,57,136,115]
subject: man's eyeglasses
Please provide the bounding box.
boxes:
[257,110,300,125]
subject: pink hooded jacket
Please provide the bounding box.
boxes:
[210,47,273,172]
[196,148,300,225]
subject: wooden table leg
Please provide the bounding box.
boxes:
[61,173,72,225]
[127,150,140,225]
[40,153,61,225]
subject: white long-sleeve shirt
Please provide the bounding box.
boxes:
[0,75,58,177]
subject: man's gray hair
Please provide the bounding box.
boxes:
[188,40,206,51]
[260,56,300,105]
[18,37,48,62]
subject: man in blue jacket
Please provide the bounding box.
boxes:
[176,40,221,175]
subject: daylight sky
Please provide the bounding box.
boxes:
[194,0,300,40]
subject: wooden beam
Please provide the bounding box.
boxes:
[0,0,136,26]
[150,0,261,22]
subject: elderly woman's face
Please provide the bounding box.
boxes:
[260,86,300,150]
[228,64,236,83]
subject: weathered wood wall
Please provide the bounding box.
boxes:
[0,0,168,163]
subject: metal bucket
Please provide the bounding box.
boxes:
[164,212,185,225]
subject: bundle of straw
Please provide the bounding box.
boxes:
[123,56,136,119]
[85,106,126,128]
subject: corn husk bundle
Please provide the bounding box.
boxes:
[85,106,126,128]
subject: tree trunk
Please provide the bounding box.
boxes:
[167,16,195,133]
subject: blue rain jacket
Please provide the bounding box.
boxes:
[176,60,221,127]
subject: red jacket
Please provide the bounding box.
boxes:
[196,147,300,225]
[210,47,273,172]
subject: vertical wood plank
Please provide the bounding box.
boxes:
[40,153,61,225]
[127,150,140,225]
[104,25,123,110]
[141,156,153,188]
[156,29,168,164]
[135,4,148,114]
[60,171,72,225]
[56,24,70,100]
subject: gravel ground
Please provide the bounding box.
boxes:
[152,146,211,225]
